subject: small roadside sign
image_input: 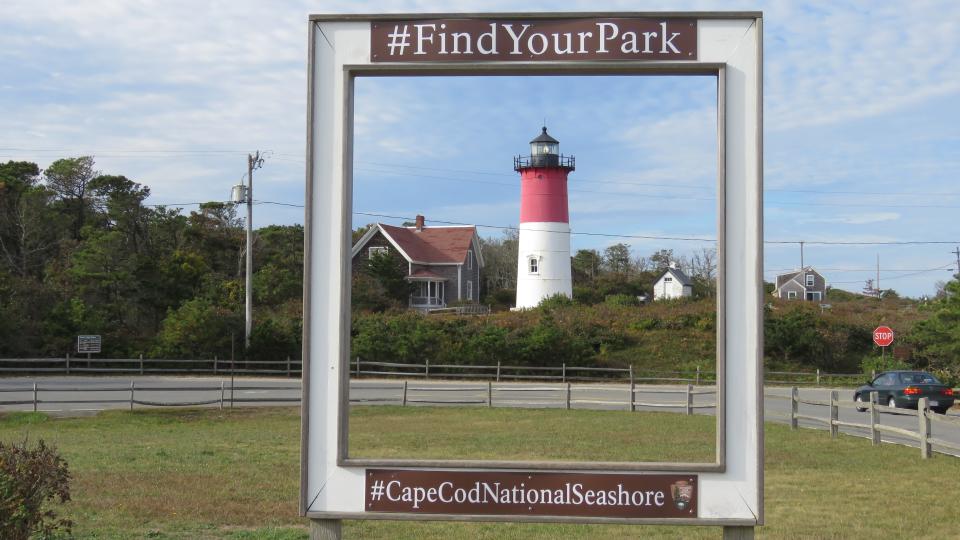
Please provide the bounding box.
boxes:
[873,326,894,347]
[77,335,102,354]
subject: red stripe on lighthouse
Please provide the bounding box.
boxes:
[519,168,570,223]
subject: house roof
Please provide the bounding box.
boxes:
[407,269,448,281]
[352,222,483,266]
[655,267,692,286]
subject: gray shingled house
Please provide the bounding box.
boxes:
[772,267,827,301]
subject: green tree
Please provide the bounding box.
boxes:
[912,278,960,370]
[602,243,632,275]
[44,156,98,240]
[571,249,601,285]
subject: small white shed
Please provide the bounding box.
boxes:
[653,264,693,301]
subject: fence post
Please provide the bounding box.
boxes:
[562,363,566,383]
[869,391,880,445]
[402,381,408,407]
[139,354,144,375]
[355,356,360,378]
[496,361,501,382]
[214,355,218,375]
[686,384,694,415]
[65,353,70,375]
[695,365,701,386]
[629,369,636,413]
[286,356,291,378]
[487,381,492,408]
[918,397,930,459]
[425,359,430,379]
[790,387,798,429]
[32,382,37,412]
[566,383,571,410]
[220,381,225,411]
[129,381,135,411]
[816,369,821,386]
[830,390,839,438]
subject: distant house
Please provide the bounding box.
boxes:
[652,263,693,301]
[773,267,826,301]
[351,215,484,310]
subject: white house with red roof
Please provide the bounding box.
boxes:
[351,215,484,310]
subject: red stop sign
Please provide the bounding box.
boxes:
[873,326,894,347]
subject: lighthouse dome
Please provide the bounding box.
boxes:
[529,126,559,158]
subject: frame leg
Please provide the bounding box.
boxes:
[723,526,755,539]
[310,519,342,540]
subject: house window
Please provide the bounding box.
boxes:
[466,281,473,300]
[805,273,815,287]
[664,277,673,282]
[467,250,473,270]
[368,246,388,258]
[806,291,822,301]
[787,291,797,299]
[528,257,539,274]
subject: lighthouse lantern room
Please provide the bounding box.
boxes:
[514,127,575,309]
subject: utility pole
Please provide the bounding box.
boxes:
[799,240,804,270]
[245,151,264,349]
[953,246,960,276]
[876,253,880,300]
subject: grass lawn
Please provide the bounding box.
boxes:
[0,406,957,539]
[349,405,715,462]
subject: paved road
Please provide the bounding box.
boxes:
[1,376,957,456]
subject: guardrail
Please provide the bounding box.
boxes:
[0,357,302,376]
[767,387,960,460]
[0,356,921,389]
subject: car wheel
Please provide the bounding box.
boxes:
[888,396,897,409]
[855,394,866,412]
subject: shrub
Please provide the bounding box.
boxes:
[0,439,72,540]
[603,294,639,307]
[859,354,910,376]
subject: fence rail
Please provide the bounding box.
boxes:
[772,387,960,459]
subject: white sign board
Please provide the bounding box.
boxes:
[302,11,763,526]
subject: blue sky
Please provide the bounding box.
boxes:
[2,1,959,297]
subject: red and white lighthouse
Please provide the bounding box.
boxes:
[514,127,575,309]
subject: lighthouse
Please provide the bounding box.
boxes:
[514,127,575,309]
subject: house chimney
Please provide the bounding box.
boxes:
[415,215,424,231]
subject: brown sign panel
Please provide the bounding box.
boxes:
[371,19,697,62]
[365,469,697,518]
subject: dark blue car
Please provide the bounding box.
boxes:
[854,371,955,415]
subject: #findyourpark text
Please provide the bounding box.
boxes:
[371,18,696,62]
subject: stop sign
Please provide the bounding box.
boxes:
[873,326,894,347]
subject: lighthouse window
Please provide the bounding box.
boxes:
[528,257,539,274]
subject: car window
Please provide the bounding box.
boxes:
[875,374,896,386]
[899,373,939,385]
